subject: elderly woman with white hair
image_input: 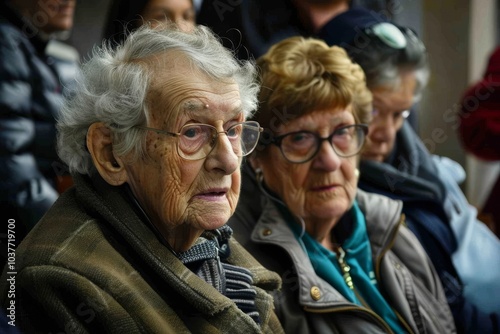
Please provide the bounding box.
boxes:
[0,25,284,333]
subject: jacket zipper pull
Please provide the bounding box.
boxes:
[336,247,354,290]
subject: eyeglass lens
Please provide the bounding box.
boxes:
[279,125,366,162]
[177,122,261,160]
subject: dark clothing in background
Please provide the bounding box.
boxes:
[197,1,419,129]
[103,0,150,47]
[0,2,77,249]
[197,0,387,61]
[359,122,500,333]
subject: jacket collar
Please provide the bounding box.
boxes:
[359,122,446,202]
[250,189,402,308]
[251,198,348,307]
[355,189,403,260]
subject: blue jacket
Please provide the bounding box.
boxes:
[359,122,500,333]
[0,3,77,236]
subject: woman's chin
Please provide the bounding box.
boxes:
[309,202,351,222]
[197,214,231,231]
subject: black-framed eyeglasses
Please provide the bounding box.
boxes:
[270,124,369,163]
[134,121,263,160]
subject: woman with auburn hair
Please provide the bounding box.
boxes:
[229,36,455,333]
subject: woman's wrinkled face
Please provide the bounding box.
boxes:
[141,0,195,32]
[255,107,359,224]
[123,54,242,251]
[362,71,417,162]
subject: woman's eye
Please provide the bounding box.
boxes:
[333,127,354,146]
[284,133,315,151]
[290,132,309,143]
[227,125,241,138]
[182,126,202,139]
[335,127,350,136]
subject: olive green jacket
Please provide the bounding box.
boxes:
[0,173,284,334]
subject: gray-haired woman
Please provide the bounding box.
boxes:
[0,24,284,333]
[319,8,500,332]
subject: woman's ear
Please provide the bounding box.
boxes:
[86,122,128,186]
[249,155,265,184]
[249,155,261,172]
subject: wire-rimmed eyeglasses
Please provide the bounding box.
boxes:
[134,121,263,161]
[270,124,369,163]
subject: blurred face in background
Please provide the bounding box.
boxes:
[141,0,195,32]
[16,0,77,34]
[362,71,416,162]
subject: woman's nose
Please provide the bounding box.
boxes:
[174,17,194,32]
[204,133,240,175]
[312,140,342,171]
[370,116,397,142]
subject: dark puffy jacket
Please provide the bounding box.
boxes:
[359,122,500,333]
[0,2,77,240]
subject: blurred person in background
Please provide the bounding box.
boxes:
[319,8,500,333]
[196,0,421,130]
[197,0,352,61]
[458,46,500,238]
[0,0,78,250]
[104,0,195,47]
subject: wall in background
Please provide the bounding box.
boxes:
[463,0,498,206]
[417,0,469,170]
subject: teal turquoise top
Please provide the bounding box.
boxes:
[286,200,406,333]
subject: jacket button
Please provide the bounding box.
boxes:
[262,228,272,236]
[310,286,321,301]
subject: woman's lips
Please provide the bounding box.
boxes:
[311,184,340,192]
[194,188,228,201]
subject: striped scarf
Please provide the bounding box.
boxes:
[178,225,261,325]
